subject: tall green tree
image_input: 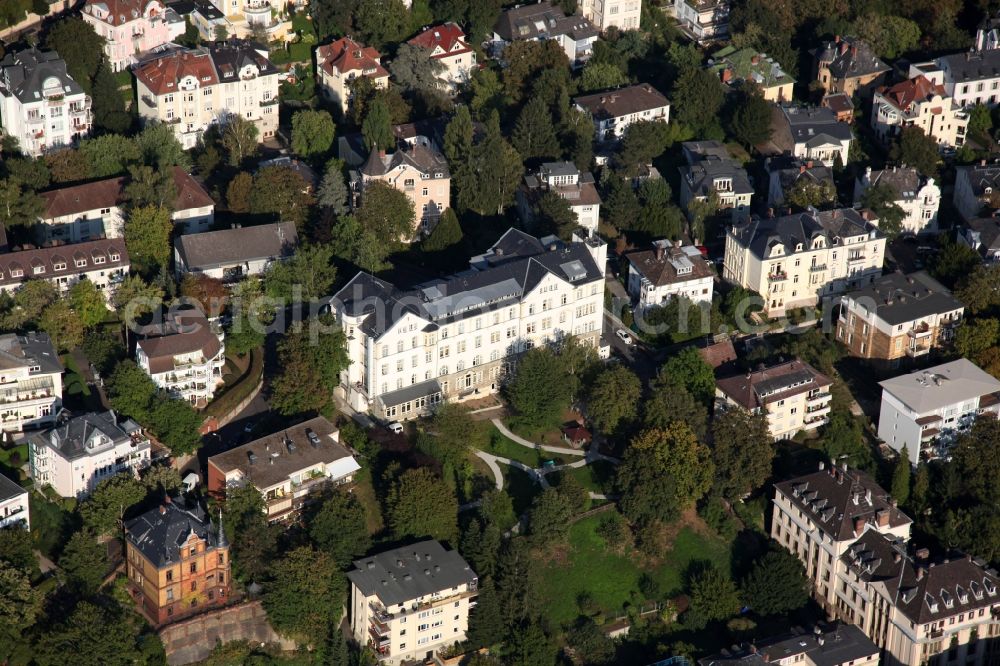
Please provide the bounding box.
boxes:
[889,127,940,177]
[587,365,641,434]
[263,243,336,301]
[686,564,739,628]
[308,492,371,568]
[861,183,906,239]
[527,487,573,545]
[0,566,42,657]
[264,546,345,642]
[80,134,140,178]
[643,384,708,438]
[220,115,259,166]
[443,105,474,163]
[69,279,109,329]
[124,205,173,273]
[361,96,393,152]
[226,171,253,214]
[504,346,575,430]
[136,122,190,169]
[291,109,336,160]
[79,473,147,536]
[250,166,314,228]
[727,88,773,149]
[33,602,143,666]
[39,300,84,352]
[91,62,130,133]
[512,96,560,161]
[269,315,349,415]
[317,162,349,215]
[891,446,912,506]
[354,0,409,49]
[741,548,809,616]
[457,112,523,216]
[223,485,277,583]
[388,467,459,543]
[59,530,107,594]
[43,18,104,93]
[579,61,628,92]
[389,43,446,96]
[0,178,44,229]
[710,407,774,500]
[125,164,177,211]
[657,347,716,405]
[421,207,463,254]
[356,180,416,242]
[673,67,725,137]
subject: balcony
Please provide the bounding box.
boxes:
[809,264,827,272]
[768,271,788,282]
[847,254,866,263]
[806,392,831,406]
[908,322,932,338]
[806,404,831,417]
[906,343,931,357]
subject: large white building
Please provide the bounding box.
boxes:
[579,0,641,30]
[909,49,1000,108]
[871,76,968,149]
[723,208,886,318]
[135,309,225,406]
[0,47,92,158]
[574,84,671,142]
[0,474,29,530]
[775,105,853,168]
[516,162,602,237]
[492,2,600,68]
[877,359,1000,465]
[81,0,185,72]
[347,540,478,665]
[0,333,63,438]
[673,0,729,42]
[625,240,714,312]
[29,410,151,499]
[316,37,389,115]
[327,229,607,420]
[0,238,129,303]
[134,40,280,149]
[854,166,941,235]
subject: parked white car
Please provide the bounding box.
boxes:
[616,329,633,345]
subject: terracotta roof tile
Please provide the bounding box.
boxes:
[316,37,388,80]
[408,22,473,59]
[134,48,217,96]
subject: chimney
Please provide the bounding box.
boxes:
[164,495,172,504]
[853,516,866,535]
[840,41,848,55]
[834,35,841,44]
[893,551,901,563]
[851,46,858,58]
[654,243,665,260]
[159,505,167,515]
[806,160,813,169]
[721,68,733,83]
[818,461,825,471]
[916,547,930,560]
[751,55,760,65]
[876,509,889,527]
[800,165,807,174]
[917,567,926,580]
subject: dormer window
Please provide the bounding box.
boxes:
[75,258,86,268]
[9,268,22,278]
[941,589,954,609]
[110,252,120,262]
[32,265,44,275]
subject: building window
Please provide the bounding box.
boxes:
[190,563,197,573]
[191,581,196,591]
[166,570,173,582]
[218,553,224,565]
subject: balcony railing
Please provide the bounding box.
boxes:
[806,392,831,405]
[908,323,932,338]
[906,344,931,357]
[768,272,788,282]
[847,254,866,263]
[809,264,827,272]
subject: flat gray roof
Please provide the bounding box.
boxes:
[879,358,1000,414]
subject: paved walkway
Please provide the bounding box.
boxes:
[474,450,504,490]
[491,419,586,457]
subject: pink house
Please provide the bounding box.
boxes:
[82,0,183,72]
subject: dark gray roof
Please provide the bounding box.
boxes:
[574,84,671,121]
[780,106,853,147]
[359,142,449,178]
[940,48,1000,83]
[766,155,835,193]
[493,1,599,42]
[539,161,579,178]
[965,216,1000,254]
[729,208,881,260]
[0,332,62,375]
[957,163,1000,198]
[0,47,84,104]
[376,379,443,410]
[32,411,144,462]
[681,156,753,198]
[329,229,603,339]
[862,166,922,201]
[175,222,298,271]
[700,624,878,666]
[842,271,963,326]
[205,40,277,81]
[124,497,224,568]
[347,540,477,606]
[0,473,26,503]
[814,37,890,81]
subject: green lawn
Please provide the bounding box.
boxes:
[567,460,617,495]
[290,10,315,35]
[352,466,385,536]
[534,515,732,627]
[486,428,569,468]
[61,354,91,399]
[29,491,79,558]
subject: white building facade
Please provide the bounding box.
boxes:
[579,0,641,30]
[626,240,714,311]
[0,333,63,438]
[573,84,671,142]
[871,76,968,149]
[0,474,29,530]
[0,239,129,304]
[136,317,225,407]
[854,167,941,235]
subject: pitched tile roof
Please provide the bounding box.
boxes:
[574,84,670,121]
[134,47,217,95]
[33,410,146,462]
[0,238,128,289]
[729,208,881,261]
[0,472,26,504]
[84,0,160,26]
[317,36,388,79]
[359,142,450,178]
[136,310,222,374]
[815,36,890,81]
[347,540,477,606]
[879,75,947,110]
[717,359,832,410]
[41,167,212,219]
[0,47,85,104]
[408,22,473,59]
[175,221,297,271]
[626,241,715,287]
[0,332,62,375]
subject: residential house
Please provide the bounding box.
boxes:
[82,0,185,72]
[715,359,834,439]
[352,141,450,234]
[698,624,879,666]
[813,36,890,98]
[679,140,753,224]
[959,216,1000,261]
[573,83,670,142]
[877,358,1000,464]
[0,332,62,438]
[909,49,1000,108]
[673,0,729,43]
[0,47,91,157]
[327,229,606,418]
[773,105,853,168]
[134,40,280,149]
[347,540,478,664]
[0,474,29,530]
[174,221,297,280]
[516,161,602,237]
[954,161,1000,221]
[491,2,599,68]
[28,410,151,498]
[871,76,968,148]
[837,272,963,370]
[37,167,215,242]
[709,45,794,101]
[579,0,641,30]
[625,240,714,311]
[764,156,836,208]
[135,309,225,406]
[206,416,360,523]
[407,23,475,89]
[854,166,941,235]
[822,92,855,123]
[722,208,886,318]
[202,0,292,42]
[337,118,451,168]
[771,465,913,617]
[0,238,129,303]
[124,497,230,625]
[316,37,389,114]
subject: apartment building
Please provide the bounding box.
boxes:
[578,0,641,30]
[29,411,151,498]
[960,217,1000,261]
[716,360,834,439]
[38,167,215,242]
[347,540,478,664]
[174,221,297,280]
[872,76,968,149]
[854,167,941,236]
[813,36,890,98]
[206,416,360,523]
[771,465,913,617]
[764,156,835,208]
[709,46,795,102]
[353,141,450,234]
[699,624,879,666]
[954,162,1000,221]
[205,0,292,42]
[124,497,231,625]
[774,105,853,168]
[574,83,671,142]
[82,0,185,72]
[837,272,964,369]
[0,238,129,303]
[723,208,886,318]
[679,140,753,224]
[135,310,225,406]
[327,229,606,419]
[517,162,602,237]
[407,23,476,89]
[673,0,729,43]
[492,2,599,68]
[0,47,91,157]
[316,37,389,114]
[134,40,280,149]
[0,333,62,437]
[625,240,714,311]
[878,359,1000,465]
[0,474,29,530]
[909,49,1000,109]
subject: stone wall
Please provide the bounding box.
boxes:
[158,600,295,666]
